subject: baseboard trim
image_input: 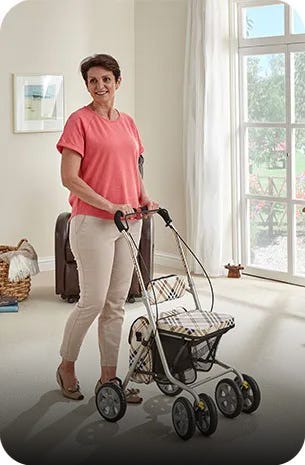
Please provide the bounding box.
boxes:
[38,256,55,272]
[154,251,183,270]
[38,252,183,273]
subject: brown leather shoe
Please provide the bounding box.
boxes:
[56,368,84,400]
[125,387,143,404]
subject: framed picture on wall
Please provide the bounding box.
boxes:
[13,74,64,133]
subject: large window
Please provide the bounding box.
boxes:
[237,0,305,285]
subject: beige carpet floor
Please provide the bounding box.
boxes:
[0,269,304,465]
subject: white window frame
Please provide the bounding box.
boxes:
[231,0,305,285]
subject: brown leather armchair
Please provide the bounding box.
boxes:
[55,212,154,303]
[55,212,80,303]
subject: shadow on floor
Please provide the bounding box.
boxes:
[1,389,303,465]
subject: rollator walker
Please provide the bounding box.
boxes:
[95,208,261,441]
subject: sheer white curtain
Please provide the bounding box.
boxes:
[183,0,232,276]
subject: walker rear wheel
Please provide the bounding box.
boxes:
[234,374,261,414]
[95,382,127,422]
[172,397,196,440]
[195,393,218,436]
[215,378,243,418]
[156,381,183,397]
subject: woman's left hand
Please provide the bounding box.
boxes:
[141,199,159,211]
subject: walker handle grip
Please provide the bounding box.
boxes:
[114,206,149,232]
[157,208,172,226]
[114,210,127,232]
[114,207,172,232]
[139,206,173,226]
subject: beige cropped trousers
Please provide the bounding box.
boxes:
[60,214,142,366]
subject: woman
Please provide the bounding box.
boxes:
[56,53,158,402]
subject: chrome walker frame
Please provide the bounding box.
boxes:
[118,209,244,406]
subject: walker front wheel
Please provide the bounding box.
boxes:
[172,397,196,440]
[234,374,261,414]
[195,393,218,436]
[95,382,127,422]
[156,381,183,397]
[215,378,243,418]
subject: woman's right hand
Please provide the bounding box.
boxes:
[107,203,135,216]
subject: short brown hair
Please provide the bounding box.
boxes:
[80,54,121,84]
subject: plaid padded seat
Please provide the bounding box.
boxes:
[157,308,235,338]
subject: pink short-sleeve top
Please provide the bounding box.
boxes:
[56,106,144,220]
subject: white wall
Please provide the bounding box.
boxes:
[0,0,135,263]
[135,0,187,264]
[0,0,187,268]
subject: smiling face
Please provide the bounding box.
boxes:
[86,66,121,106]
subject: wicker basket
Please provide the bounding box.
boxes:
[0,239,31,301]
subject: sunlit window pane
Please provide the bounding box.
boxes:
[292,10,305,34]
[243,4,284,39]
[292,51,305,122]
[246,54,285,122]
[248,128,286,198]
[295,205,305,275]
[249,199,287,272]
[294,129,305,200]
